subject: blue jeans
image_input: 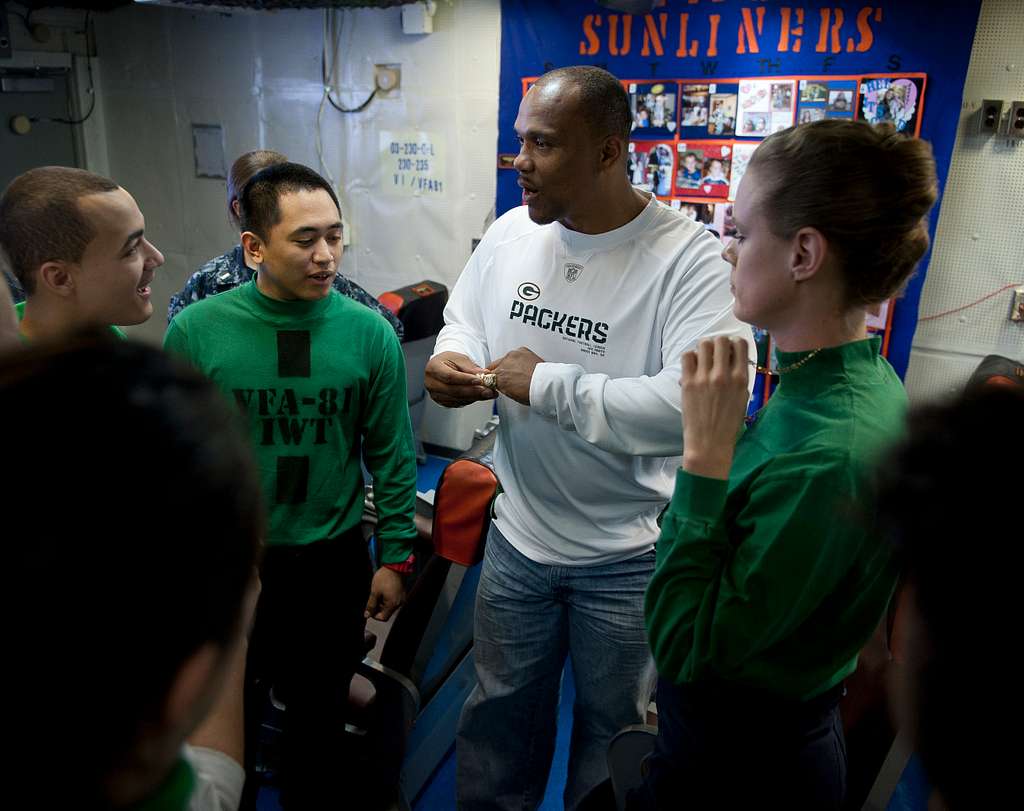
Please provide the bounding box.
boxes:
[457,525,657,811]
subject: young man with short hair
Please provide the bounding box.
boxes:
[167,149,403,339]
[0,166,164,340]
[165,162,417,809]
[3,336,262,810]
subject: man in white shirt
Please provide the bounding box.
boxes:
[425,66,753,810]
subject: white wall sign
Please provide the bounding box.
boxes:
[192,124,226,179]
[379,130,446,196]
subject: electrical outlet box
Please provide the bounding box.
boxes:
[401,1,436,35]
[978,100,1004,134]
[1011,287,1024,322]
[1007,101,1024,140]
[374,64,401,98]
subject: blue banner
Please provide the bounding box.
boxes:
[498,0,982,377]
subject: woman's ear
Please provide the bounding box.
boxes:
[790,226,828,283]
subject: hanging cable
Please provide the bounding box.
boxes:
[326,86,377,114]
[315,84,337,191]
[321,8,376,114]
[918,282,1024,322]
[30,11,96,126]
[315,10,340,190]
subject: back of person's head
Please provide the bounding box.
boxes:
[226,149,288,229]
[877,386,1024,809]
[239,162,340,241]
[1,335,264,804]
[0,166,119,296]
[746,120,938,308]
[535,65,632,146]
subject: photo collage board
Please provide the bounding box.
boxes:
[520,72,927,402]
[522,73,925,240]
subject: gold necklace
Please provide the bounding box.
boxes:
[749,347,823,375]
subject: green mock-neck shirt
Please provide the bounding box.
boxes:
[646,337,905,701]
[164,279,416,561]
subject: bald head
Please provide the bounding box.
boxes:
[533,66,632,147]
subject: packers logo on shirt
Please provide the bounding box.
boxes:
[564,263,584,283]
[517,281,541,300]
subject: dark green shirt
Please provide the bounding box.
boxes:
[164,279,416,561]
[645,337,904,700]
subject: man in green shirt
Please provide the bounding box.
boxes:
[165,162,417,810]
[0,166,164,341]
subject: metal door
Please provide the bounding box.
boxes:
[0,69,79,192]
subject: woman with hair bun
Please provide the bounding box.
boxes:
[631,120,939,809]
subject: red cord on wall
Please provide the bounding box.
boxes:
[918,282,1024,322]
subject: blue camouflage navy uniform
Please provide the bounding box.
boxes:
[167,245,404,339]
[6,274,25,305]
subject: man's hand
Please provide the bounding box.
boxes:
[489,347,544,406]
[365,567,406,621]
[425,351,498,408]
[679,336,750,480]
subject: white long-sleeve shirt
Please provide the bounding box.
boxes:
[184,745,244,811]
[434,196,754,566]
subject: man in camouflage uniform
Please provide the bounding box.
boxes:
[5,274,25,306]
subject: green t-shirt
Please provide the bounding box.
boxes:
[645,337,905,700]
[164,279,416,561]
[13,301,127,340]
